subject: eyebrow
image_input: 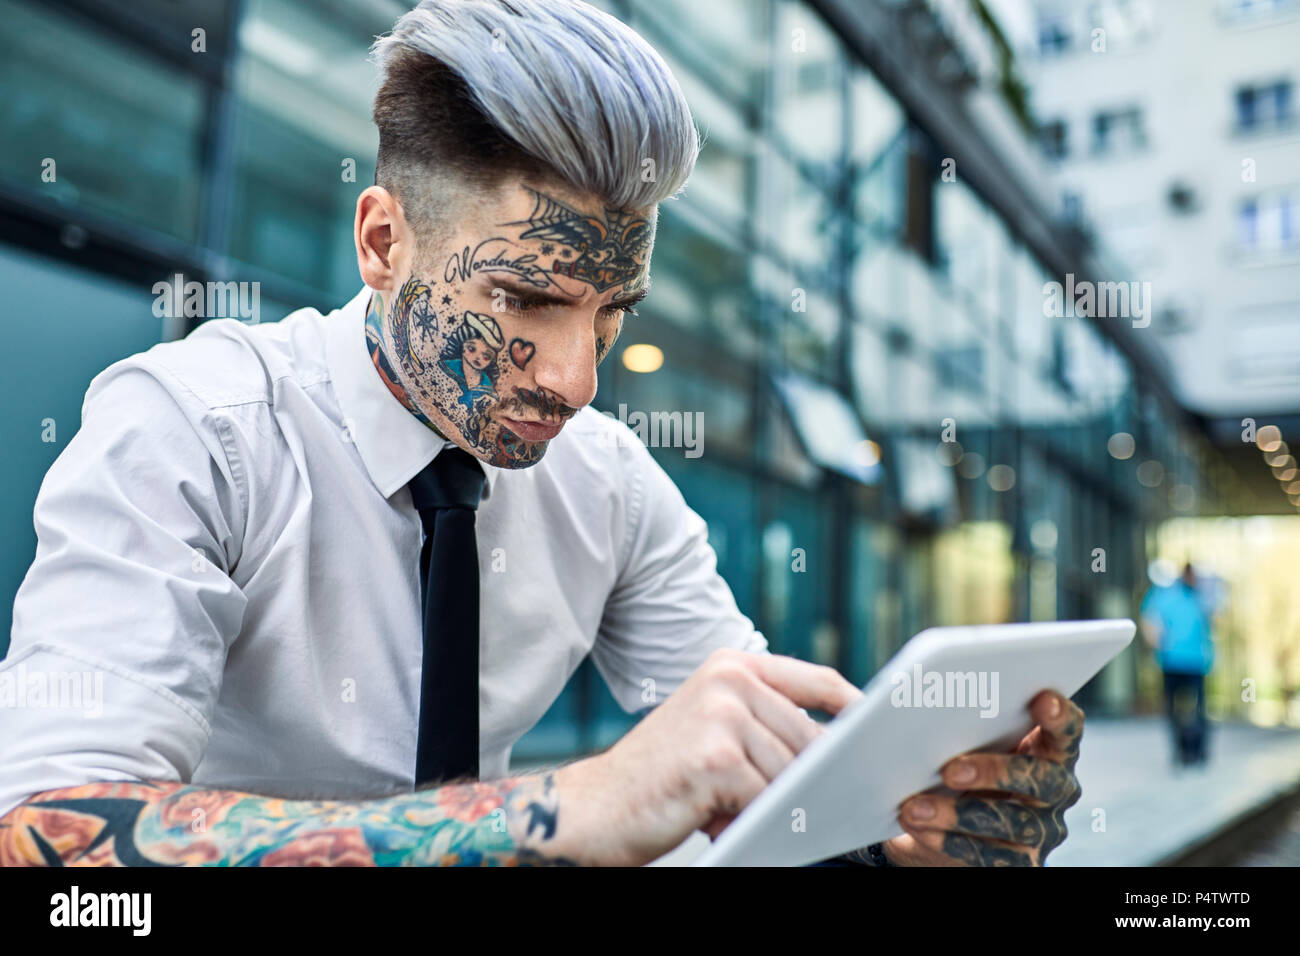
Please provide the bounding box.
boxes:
[608,285,651,310]
[486,276,651,310]
[485,276,578,307]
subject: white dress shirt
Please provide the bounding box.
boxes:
[0,285,767,819]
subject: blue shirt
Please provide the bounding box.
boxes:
[1141,583,1213,675]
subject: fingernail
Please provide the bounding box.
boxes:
[1049,696,1062,718]
[949,760,976,785]
[908,798,934,821]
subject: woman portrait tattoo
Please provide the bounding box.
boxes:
[440,312,504,412]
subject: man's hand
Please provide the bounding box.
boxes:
[881,690,1084,867]
[552,648,862,866]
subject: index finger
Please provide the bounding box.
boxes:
[749,653,863,718]
[1019,690,1085,762]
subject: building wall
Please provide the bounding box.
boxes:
[1027,0,1300,417]
[0,0,1226,762]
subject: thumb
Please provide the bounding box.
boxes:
[703,813,737,840]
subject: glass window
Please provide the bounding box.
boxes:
[1012,249,1056,377]
[931,522,1014,626]
[0,0,205,241]
[1092,107,1147,155]
[1039,119,1069,160]
[1221,0,1299,21]
[759,487,832,661]
[851,239,906,329]
[668,61,753,225]
[757,256,839,375]
[850,319,891,426]
[611,350,754,461]
[759,144,838,271]
[772,1,845,167]
[649,205,759,360]
[1234,80,1293,131]
[846,517,888,684]
[1037,11,1073,55]
[1237,192,1300,253]
[850,66,907,240]
[228,0,390,298]
[1087,0,1154,47]
[934,179,1009,329]
[657,457,760,614]
[771,369,876,481]
[632,0,772,104]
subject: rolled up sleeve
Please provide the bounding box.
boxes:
[590,436,767,714]
[0,361,247,819]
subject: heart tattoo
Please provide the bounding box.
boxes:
[509,338,536,369]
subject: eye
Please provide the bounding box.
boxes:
[602,303,637,317]
[502,294,545,314]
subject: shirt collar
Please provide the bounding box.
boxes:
[326,285,498,501]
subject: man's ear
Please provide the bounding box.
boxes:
[355,185,412,291]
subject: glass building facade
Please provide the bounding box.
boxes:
[0,0,1233,760]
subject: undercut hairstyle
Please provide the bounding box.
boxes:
[370,0,700,245]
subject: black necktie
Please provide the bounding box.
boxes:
[407,446,486,787]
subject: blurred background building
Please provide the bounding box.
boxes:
[1,0,1298,772]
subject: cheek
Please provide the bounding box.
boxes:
[598,314,623,345]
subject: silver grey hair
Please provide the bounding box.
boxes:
[371,0,699,209]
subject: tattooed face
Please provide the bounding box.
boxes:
[366,181,653,468]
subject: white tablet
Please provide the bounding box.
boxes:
[690,619,1135,867]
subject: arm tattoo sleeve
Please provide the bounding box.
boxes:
[0,774,577,867]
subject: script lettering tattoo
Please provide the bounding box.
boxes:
[0,775,577,866]
[444,239,547,287]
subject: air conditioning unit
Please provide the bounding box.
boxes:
[1167,181,1199,214]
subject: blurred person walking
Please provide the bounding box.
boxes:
[1141,563,1215,767]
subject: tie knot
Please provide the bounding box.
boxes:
[408,447,486,513]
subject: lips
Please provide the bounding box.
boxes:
[501,417,564,442]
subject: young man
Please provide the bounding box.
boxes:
[0,0,1083,866]
[1141,563,1214,767]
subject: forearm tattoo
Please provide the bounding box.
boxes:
[0,775,577,866]
[367,184,648,469]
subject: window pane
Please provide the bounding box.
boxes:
[760,144,838,270]
[635,0,771,102]
[851,66,907,239]
[647,206,759,360]
[227,0,388,297]
[0,0,205,241]
[772,1,844,166]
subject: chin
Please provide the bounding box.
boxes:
[488,426,548,469]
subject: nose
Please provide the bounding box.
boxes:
[529,322,599,413]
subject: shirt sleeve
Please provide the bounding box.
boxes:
[590,435,768,714]
[0,361,248,819]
